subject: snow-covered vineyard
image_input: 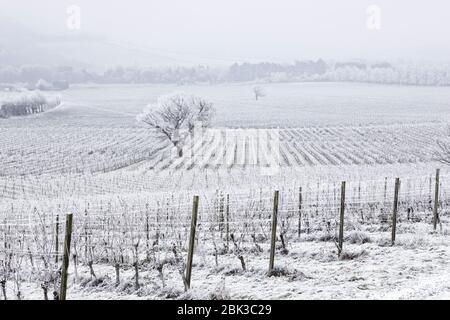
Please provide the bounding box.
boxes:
[2,83,450,299]
[1,167,450,300]
[0,121,445,178]
[3,0,450,304]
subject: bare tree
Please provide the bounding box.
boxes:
[137,93,214,157]
[253,86,266,101]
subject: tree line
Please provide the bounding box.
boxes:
[1,60,450,87]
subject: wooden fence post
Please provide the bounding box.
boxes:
[429,175,432,200]
[59,213,73,301]
[219,192,224,237]
[298,187,302,239]
[392,178,400,245]
[185,195,199,289]
[433,169,440,230]
[55,214,60,265]
[83,209,88,261]
[156,204,160,246]
[338,182,346,257]
[145,203,150,261]
[226,194,230,252]
[269,190,279,274]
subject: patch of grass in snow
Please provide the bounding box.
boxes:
[345,231,372,244]
[208,282,231,300]
[377,235,431,248]
[292,247,337,262]
[376,224,391,232]
[115,281,134,293]
[222,267,245,276]
[79,275,110,288]
[267,267,310,281]
[178,283,231,300]
[302,232,336,243]
[339,249,368,261]
[158,286,183,299]
[376,238,393,247]
[397,223,418,234]
[395,236,430,249]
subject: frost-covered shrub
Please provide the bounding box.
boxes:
[0,91,61,118]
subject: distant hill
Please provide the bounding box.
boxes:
[0,15,202,69]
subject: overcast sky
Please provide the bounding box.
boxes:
[1,0,450,65]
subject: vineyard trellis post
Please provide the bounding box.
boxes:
[226,194,230,251]
[156,203,160,246]
[429,175,432,201]
[185,195,199,290]
[55,213,60,264]
[433,169,440,231]
[219,192,225,238]
[83,209,88,262]
[392,178,400,245]
[338,181,346,257]
[298,187,302,239]
[269,190,279,274]
[145,203,150,261]
[59,213,73,301]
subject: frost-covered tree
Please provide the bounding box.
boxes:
[137,93,214,157]
[253,86,266,101]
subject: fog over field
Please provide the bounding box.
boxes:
[1,0,450,302]
[2,0,450,66]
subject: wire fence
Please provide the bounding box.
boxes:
[1,170,449,299]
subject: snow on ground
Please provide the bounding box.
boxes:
[6,222,450,300]
[2,83,450,300]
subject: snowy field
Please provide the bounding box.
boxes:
[4,82,450,128]
[1,82,450,300]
